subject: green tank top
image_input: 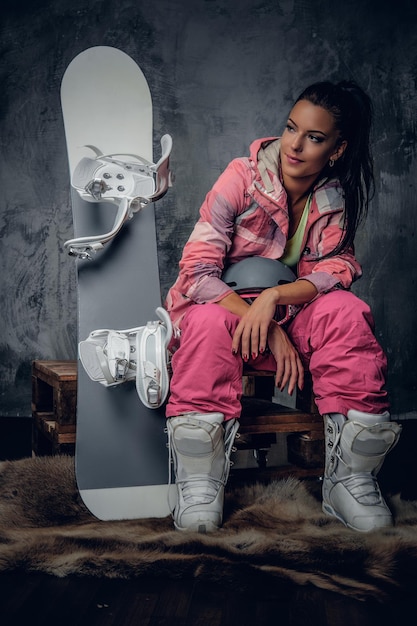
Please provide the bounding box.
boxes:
[281,194,311,270]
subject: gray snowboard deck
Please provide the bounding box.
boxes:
[61,46,172,520]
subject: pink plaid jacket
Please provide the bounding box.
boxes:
[165,137,362,331]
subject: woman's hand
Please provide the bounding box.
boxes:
[231,287,280,358]
[230,287,304,395]
[267,321,304,395]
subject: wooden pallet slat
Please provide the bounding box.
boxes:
[32,360,78,455]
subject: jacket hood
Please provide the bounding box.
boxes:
[249,137,280,164]
[248,137,283,198]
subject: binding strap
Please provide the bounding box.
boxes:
[78,307,172,409]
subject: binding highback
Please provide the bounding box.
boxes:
[64,134,173,260]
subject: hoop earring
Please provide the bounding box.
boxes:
[329,159,335,168]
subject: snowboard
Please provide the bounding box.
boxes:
[61,46,174,520]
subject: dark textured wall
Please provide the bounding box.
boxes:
[1,0,416,417]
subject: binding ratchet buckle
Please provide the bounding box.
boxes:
[64,134,173,260]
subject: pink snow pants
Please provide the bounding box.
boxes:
[166,290,389,421]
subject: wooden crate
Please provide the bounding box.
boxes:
[236,367,324,476]
[30,360,323,471]
[32,360,77,455]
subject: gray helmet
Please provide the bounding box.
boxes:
[222,257,296,295]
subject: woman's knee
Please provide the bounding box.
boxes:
[182,303,240,336]
[288,290,376,359]
[296,290,374,331]
[313,290,371,319]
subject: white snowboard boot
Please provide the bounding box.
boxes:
[322,410,401,532]
[167,412,239,533]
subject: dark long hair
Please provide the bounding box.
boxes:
[295,80,374,256]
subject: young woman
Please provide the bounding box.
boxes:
[165,81,401,534]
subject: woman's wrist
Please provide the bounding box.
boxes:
[269,280,318,306]
[268,317,283,334]
[261,286,281,307]
[272,286,281,304]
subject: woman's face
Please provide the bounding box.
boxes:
[280,99,346,186]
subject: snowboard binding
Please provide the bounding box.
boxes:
[64,134,173,260]
[79,306,172,409]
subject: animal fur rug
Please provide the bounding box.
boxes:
[0,455,416,601]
